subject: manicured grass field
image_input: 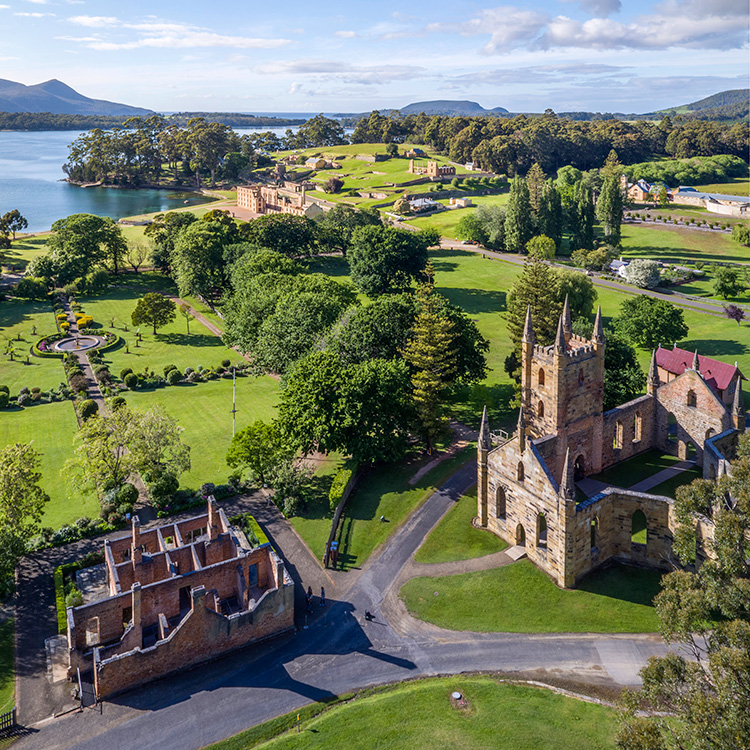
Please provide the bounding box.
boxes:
[693,177,750,196]
[211,677,619,750]
[0,620,13,715]
[407,193,511,237]
[0,400,99,527]
[415,485,507,564]
[0,298,64,394]
[401,560,662,633]
[590,450,683,489]
[78,273,244,377]
[183,295,226,331]
[671,273,750,305]
[123,375,279,490]
[620,223,748,264]
[2,236,49,271]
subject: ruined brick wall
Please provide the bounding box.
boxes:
[654,371,731,462]
[94,581,294,700]
[601,395,655,469]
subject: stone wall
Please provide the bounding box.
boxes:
[601,395,655,469]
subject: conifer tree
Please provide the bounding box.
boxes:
[570,181,595,251]
[504,177,533,253]
[526,162,546,213]
[504,257,561,379]
[537,180,563,247]
[596,149,624,245]
[401,262,456,452]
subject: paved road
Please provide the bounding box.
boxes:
[17,463,670,750]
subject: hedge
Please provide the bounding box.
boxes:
[54,553,105,633]
[328,462,358,512]
[229,514,271,549]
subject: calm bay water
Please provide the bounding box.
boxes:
[0,126,297,233]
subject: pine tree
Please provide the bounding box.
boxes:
[504,177,533,253]
[596,149,624,245]
[571,181,595,251]
[401,263,457,452]
[526,162,546,214]
[537,180,563,248]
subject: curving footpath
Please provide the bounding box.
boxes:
[16,463,670,750]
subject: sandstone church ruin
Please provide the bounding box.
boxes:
[477,299,746,588]
[66,499,294,700]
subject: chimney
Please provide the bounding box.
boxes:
[207,496,219,541]
[131,516,142,566]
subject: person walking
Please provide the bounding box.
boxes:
[320,586,325,607]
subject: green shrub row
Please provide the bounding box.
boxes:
[328,462,359,512]
[229,513,272,550]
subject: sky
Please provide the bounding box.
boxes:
[0,0,748,114]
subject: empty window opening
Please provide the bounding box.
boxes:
[686,441,697,461]
[538,368,545,386]
[536,513,548,549]
[85,617,100,647]
[495,486,506,518]
[538,400,545,419]
[687,390,697,408]
[590,517,598,550]
[633,413,642,443]
[667,413,677,444]
[516,524,526,546]
[578,369,584,385]
[122,606,132,631]
[631,509,648,546]
[613,420,623,450]
[179,585,191,613]
[517,462,525,482]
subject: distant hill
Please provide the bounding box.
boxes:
[398,100,509,116]
[648,89,748,121]
[0,78,152,116]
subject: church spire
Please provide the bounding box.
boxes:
[517,407,526,453]
[554,313,566,355]
[560,447,575,500]
[522,305,535,344]
[732,379,744,416]
[647,349,660,395]
[592,306,605,344]
[692,350,700,372]
[561,294,572,339]
[479,405,492,452]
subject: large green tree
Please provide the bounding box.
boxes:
[617,434,750,750]
[348,226,436,296]
[226,420,292,485]
[239,213,318,258]
[570,180,595,252]
[315,204,382,256]
[171,220,233,298]
[144,211,197,275]
[0,443,49,588]
[131,292,177,334]
[614,296,689,350]
[0,209,28,240]
[596,150,624,245]
[127,404,191,482]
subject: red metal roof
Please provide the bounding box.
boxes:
[656,345,745,393]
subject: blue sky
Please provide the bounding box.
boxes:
[1,0,747,113]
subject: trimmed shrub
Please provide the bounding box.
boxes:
[221,359,231,368]
[166,368,183,385]
[120,367,133,380]
[110,396,126,410]
[328,463,358,511]
[0,392,8,409]
[15,276,48,300]
[116,483,139,507]
[65,587,83,608]
[78,399,98,420]
[68,372,88,393]
[163,364,178,377]
[124,373,138,389]
[0,385,9,395]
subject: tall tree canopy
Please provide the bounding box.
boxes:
[614,296,689,351]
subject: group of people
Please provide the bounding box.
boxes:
[305,585,325,614]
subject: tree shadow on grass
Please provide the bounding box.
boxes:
[449,382,517,431]
[576,562,662,607]
[439,288,506,315]
[680,338,748,359]
[155,332,224,348]
[0,299,52,329]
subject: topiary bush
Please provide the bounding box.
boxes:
[120,367,133,380]
[0,392,8,409]
[78,399,98,421]
[221,359,231,368]
[116,483,139,507]
[124,373,139,389]
[110,395,126,410]
[167,368,183,385]
[163,364,177,377]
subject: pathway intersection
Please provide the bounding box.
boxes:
[15,463,672,750]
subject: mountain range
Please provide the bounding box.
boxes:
[397,100,509,116]
[0,79,152,116]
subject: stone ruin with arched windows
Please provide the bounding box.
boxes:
[477,298,746,588]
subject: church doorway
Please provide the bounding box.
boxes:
[574,455,585,481]
[515,524,526,546]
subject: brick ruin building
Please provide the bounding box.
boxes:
[67,499,294,700]
[477,299,746,588]
[236,184,323,218]
[407,159,456,178]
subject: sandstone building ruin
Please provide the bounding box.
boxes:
[236,184,324,218]
[477,300,746,588]
[407,159,456,178]
[67,499,294,699]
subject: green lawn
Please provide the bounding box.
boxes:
[78,272,244,377]
[401,560,662,633]
[620,223,748,264]
[0,400,99,527]
[2,236,49,271]
[692,177,750,196]
[182,295,226,331]
[650,464,702,499]
[0,620,13,715]
[629,207,744,228]
[590,450,683,489]
[415,485,507,564]
[295,449,474,571]
[670,273,750,305]
[0,298,64,394]
[123,375,279,491]
[210,677,619,750]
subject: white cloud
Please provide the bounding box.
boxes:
[253,59,425,85]
[0,5,10,9]
[15,11,55,16]
[288,81,303,95]
[68,15,118,27]
[334,30,357,38]
[24,0,48,4]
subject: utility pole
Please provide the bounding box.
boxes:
[231,366,237,437]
